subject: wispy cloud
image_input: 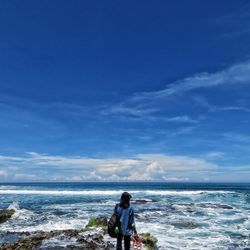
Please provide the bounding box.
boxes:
[204,151,225,159]
[2,61,250,125]
[103,61,250,121]
[0,170,7,177]
[222,133,250,144]
[1,61,250,169]
[103,105,198,123]
[128,61,250,100]
[166,116,197,123]
[194,96,250,114]
[212,5,250,39]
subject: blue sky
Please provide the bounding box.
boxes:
[1,0,250,182]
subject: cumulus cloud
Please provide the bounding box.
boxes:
[0,152,218,181]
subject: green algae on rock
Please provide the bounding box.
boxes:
[140,232,158,250]
[0,209,15,224]
[85,216,108,228]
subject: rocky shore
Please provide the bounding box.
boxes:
[0,209,158,250]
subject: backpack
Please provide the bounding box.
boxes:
[108,204,121,238]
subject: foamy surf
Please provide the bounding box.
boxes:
[0,182,249,249]
[0,189,235,196]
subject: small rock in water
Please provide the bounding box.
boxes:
[133,199,157,205]
[218,204,233,209]
[198,203,233,209]
[171,221,199,228]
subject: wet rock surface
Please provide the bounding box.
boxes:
[0,210,15,224]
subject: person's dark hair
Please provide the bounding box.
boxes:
[119,192,132,208]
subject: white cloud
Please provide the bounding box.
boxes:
[194,96,250,114]
[166,116,197,123]
[2,61,250,128]
[0,152,218,181]
[0,170,7,177]
[14,173,38,179]
[163,177,190,181]
[205,151,225,159]
[2,152,250,182]
[105,61,250,119]
[222,133,250,143]
[155,61,250,97]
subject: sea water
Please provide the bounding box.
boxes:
[0,182,249,249]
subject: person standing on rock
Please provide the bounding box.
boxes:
[115,192,138,250]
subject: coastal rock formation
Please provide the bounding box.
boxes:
[0,228,114,250]
[0,216,158,250]
[0,209,15,224]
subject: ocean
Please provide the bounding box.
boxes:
[0,182,249,249]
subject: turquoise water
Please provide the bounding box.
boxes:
[0,182,250,249]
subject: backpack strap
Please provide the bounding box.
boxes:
[114,204,119,215]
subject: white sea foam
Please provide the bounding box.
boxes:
[4,221,82,233]
[0,201,90,233]
[22,218,87,232]
[1,213,88,233]
[7,202,36,221]
[0,189,235,196]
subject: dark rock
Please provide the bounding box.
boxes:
[171,221,199,228]
[0,227,114,250]
[0,209,15,224]
[133,199,157,205]
[218,204,233,209]
[199,203,233,209]
[76,231,114,249]
[60,229,79,238]
[0,230,65,250]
